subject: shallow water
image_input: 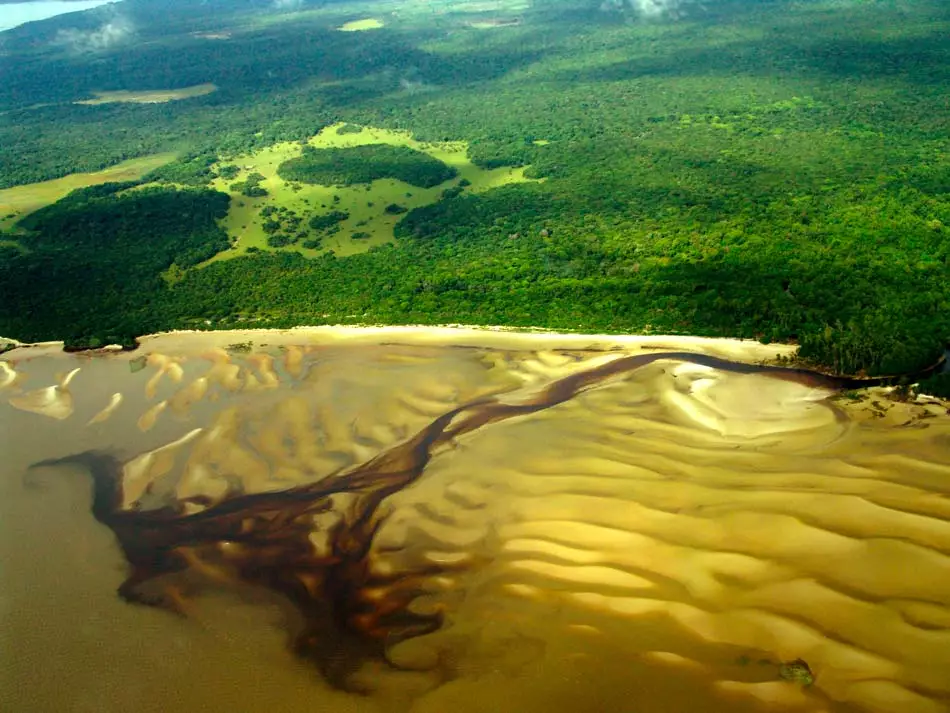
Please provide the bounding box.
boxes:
[0,1,113,32]
[1,334,948,713]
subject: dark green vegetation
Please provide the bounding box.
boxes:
[916,373,950,399]
[778,659,814,688]
[1,0,948,390]
[143,151,218,186]
[277,144,458,188]
[309,210,350,231]
[230,171,268,197]
[260,205,308,247]
[217,164,241,180]
[299,209,351,249]
[0,183,229,348]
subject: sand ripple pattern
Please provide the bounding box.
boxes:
[5,338,949,713]
[374,363,950,713]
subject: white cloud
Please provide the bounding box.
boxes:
[272,0,305,10]
[55,15,134,53]
[601,0,691,19]
[631,0,681,18]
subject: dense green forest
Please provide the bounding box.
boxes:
[0,183,230,347]
[1,0,948,386]
[278,144,458,188]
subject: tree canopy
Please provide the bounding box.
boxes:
[277,145,458,188]
[0,0,947,389]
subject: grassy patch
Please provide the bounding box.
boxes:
[0,239,27,254]
[205,124,536,261]
[75,84,218,105]
[0,153,177,231]
[338,18,385,32]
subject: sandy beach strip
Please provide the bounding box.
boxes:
[0,325,799,364]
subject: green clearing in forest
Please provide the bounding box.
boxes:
[0,153,177,232]
[206,124,536,261]
[0,239,26,254]
[337,18,385,31]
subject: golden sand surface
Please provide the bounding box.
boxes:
[1,330,948,713]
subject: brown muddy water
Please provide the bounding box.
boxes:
[1,331,949,713]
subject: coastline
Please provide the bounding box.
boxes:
[4,325,944,411]
[1,325,800,363]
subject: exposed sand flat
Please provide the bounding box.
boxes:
[191,31,231,40]
[87,391,123,425]
[450,0,531,12]
[2,326,800,362]
[7,366,80,419]
[75,83,218,105]
[0,332,947,713]
[466,17,523,29]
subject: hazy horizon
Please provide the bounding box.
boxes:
[0,0,114,32]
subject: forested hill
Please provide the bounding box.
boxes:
[0,0,948,389]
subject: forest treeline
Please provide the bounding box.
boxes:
[0,184,230,348]
[1,178,946,386]
[0,0,948,391]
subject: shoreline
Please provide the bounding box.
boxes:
[1,324,800,362]
[3,326,944,401]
